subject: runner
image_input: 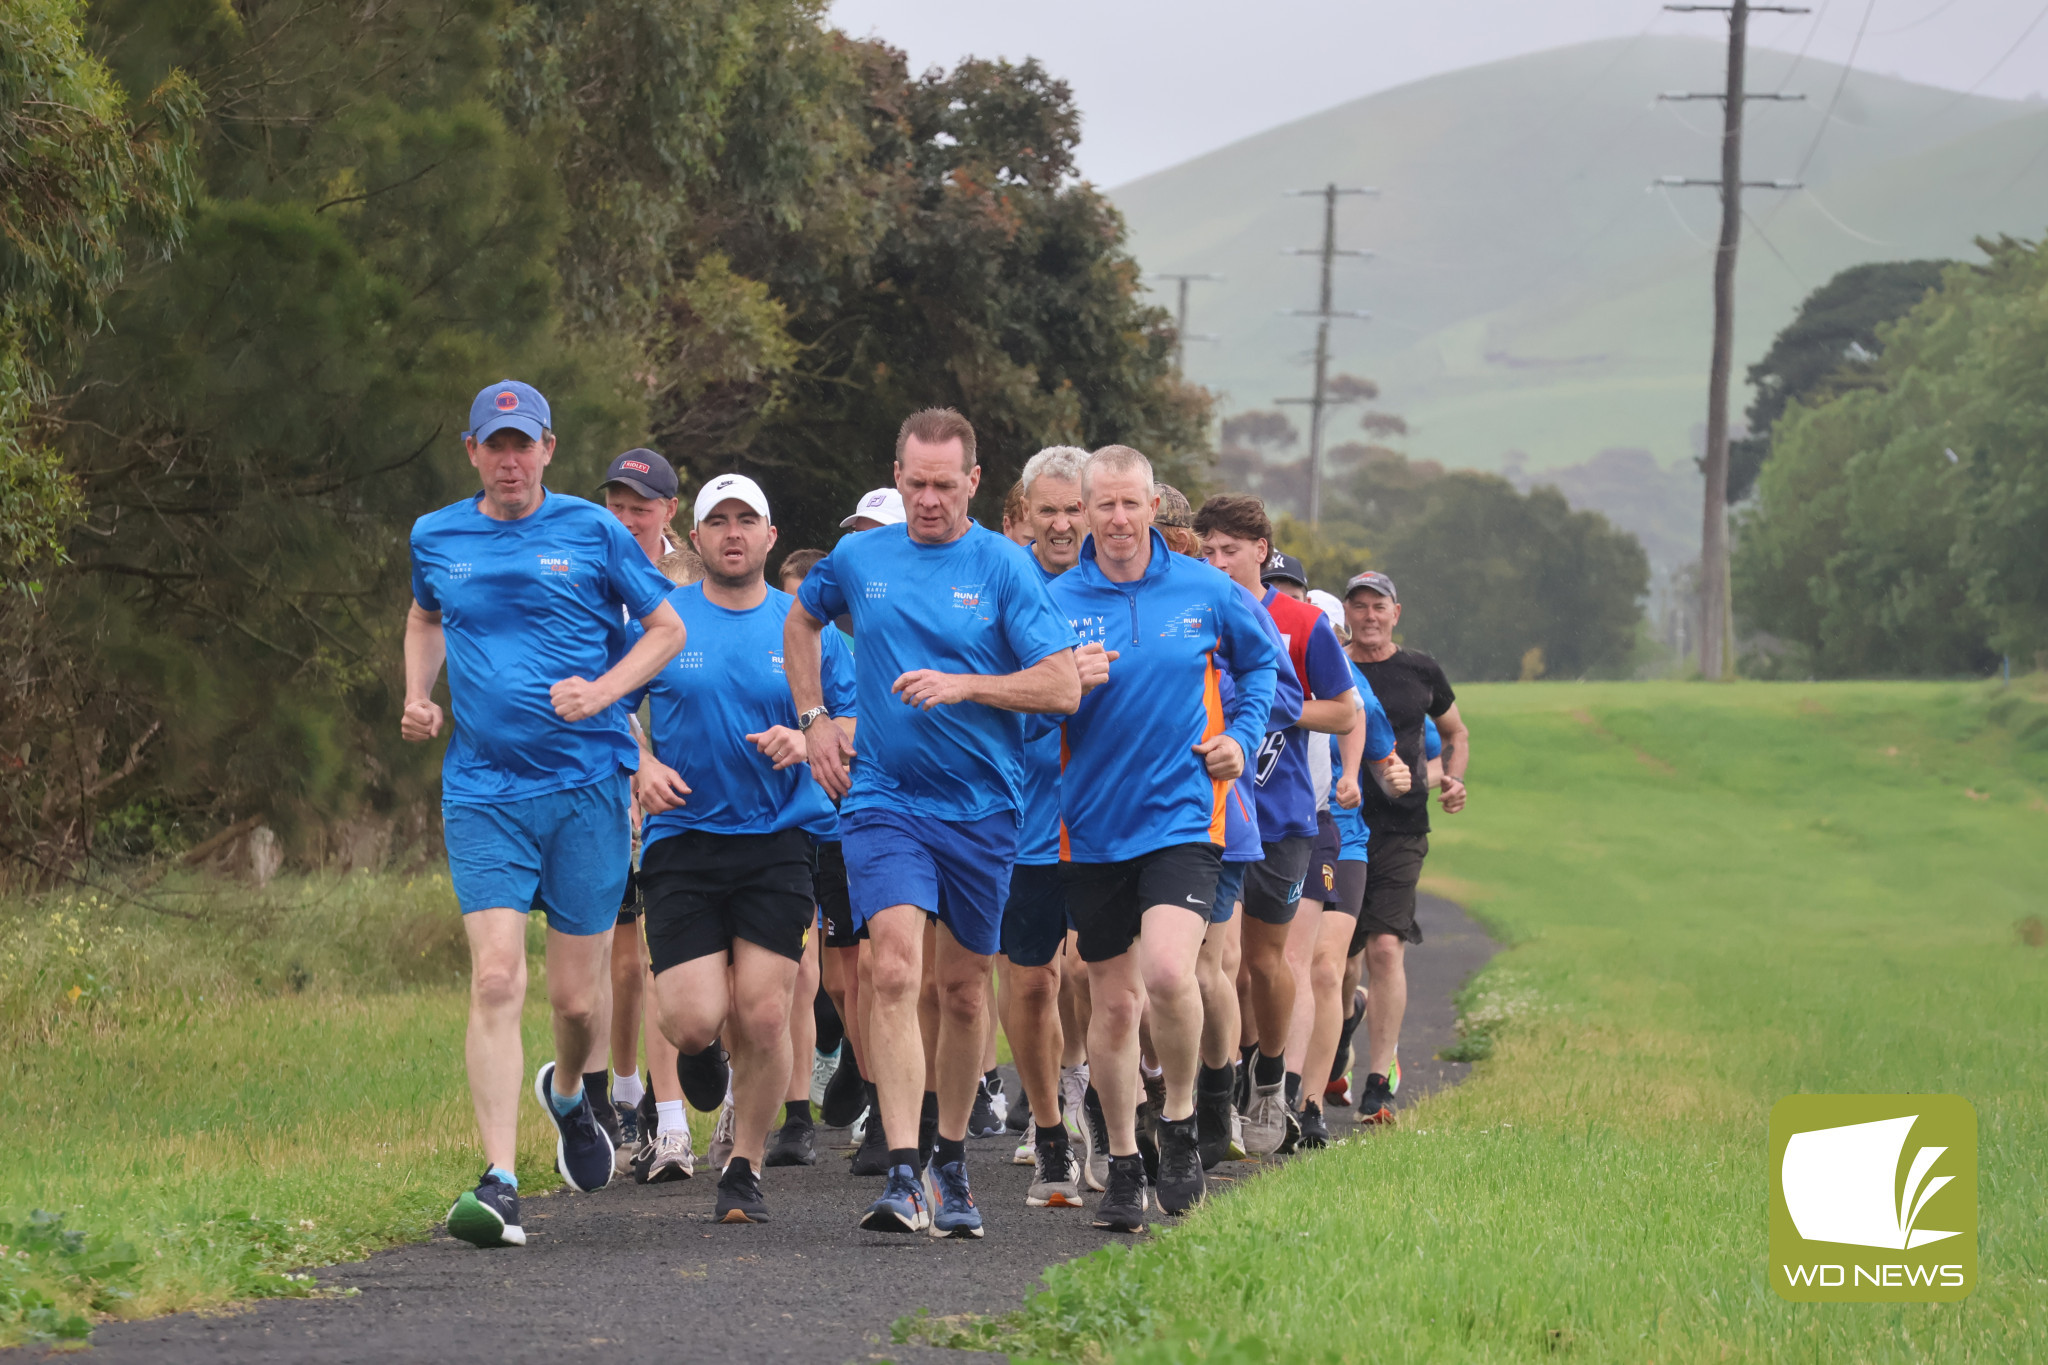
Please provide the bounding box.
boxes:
[786,408,1081,1239]
[1341,571,1470,1125]
[598,448,682,1168]
[1046,445,1282,1233]
[628,473,858,1222]
[1000,478,1034,547]
[405,380,685,1249]
[1194,496,1358,1156]
[842,487,906,532]
[999,445,1089,1208]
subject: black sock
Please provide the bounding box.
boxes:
[725,1155,753,1180]
[1036,1121,1069,1147]
[813,985,844,1054]
[934,1134,966,1167]
[1254,1051,1286,1087]
[1239,1042,1257,1068]
[1198,1063,1235,1096]
[920,1090,939,1120]
[785,1099,812,1125]
[888,1147,919,1171]
[1284,1071,1302,1109]
[583,1070,610,1105]
[983,1067,1001,1090]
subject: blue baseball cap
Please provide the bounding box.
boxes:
[465,380,551,443]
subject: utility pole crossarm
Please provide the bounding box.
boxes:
[1655,176,1803,188]
[1658,90,1806,100]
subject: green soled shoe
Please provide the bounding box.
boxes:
[447,1173,524,1248]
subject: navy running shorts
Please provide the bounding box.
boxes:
[840,807,1014,957]
[1302,811,1341,905]
[813,837,859,948]
[1001,863,1069,967]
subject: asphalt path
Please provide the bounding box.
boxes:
[55,894,1493,1365]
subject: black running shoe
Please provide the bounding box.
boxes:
[533,1063,614,1193]
[1195,1084,1234,1171]
[715,1158,769,1223]
[675,1042,730,1114]
[1299,1101,1330,1150]
[446,1170,524,1248]
[1154,1115,1205,1215]
[1357,1072,1396,1126]
[587,1078,622,1150]
[849,1109,890,1177]
[1006,1083,1032,1134]
[1092,1154,1148,1233]
[967,1079,1003,1139]
[765,1113,818,1167]
[1135,1106,1161,1188]
[821,1054,866,1129]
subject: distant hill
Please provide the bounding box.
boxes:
[1111,36,2048,479]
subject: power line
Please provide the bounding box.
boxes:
[1870,0,1964,37]
[1790,0,1876,185]
[1952,0,2048,98]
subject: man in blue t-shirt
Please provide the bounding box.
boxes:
[1046,446,1282,1232]
[403,381,685,1249]
[624,474,857,1225]
[785,408,1080,1240]
[1194,493,1360,1158]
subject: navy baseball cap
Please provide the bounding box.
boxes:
[465,380,550,442]
[602,448,679,501]
[1344,570,1398,602]
[1261,551,1309,588]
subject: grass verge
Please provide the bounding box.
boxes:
[949,680,2048,1363]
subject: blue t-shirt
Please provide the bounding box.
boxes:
[1221,585,1302,862]
[1329,666,1399,860]
[1017,554,1069,865]
[1251,588,1358,842]
[410,490,675,804]
[797,522,1076,824]
[1425,715,1443,760]
[630,584,857,844]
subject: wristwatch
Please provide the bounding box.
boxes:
[797,706,830,732]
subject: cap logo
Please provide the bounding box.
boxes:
[621,460,650,473]
[866,493,885,507]
[495,391,519,412]
[1268,551,1284,567]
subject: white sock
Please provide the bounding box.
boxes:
[1140,1059,1163,1080]
[656,1100,687,1136]
[612,1071,645,1108]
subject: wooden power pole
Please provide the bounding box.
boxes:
[1151,273,1222,372]
[1279,183,1375,528]
[1660,0,1805,677]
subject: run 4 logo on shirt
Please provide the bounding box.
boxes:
[628,583,856,843]
[798,522,1075,824]
[409,490,675,803]
[1252,588,1357,841]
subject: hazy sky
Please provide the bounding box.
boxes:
[827,0,2048,186]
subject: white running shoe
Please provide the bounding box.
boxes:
[708,1095,736,1174]
[810,1046,839,1109]
[1013,1135,1035,1166]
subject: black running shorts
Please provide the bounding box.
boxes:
[1350,831,1427,953]
[1062,843,1222,964]
[1326,858,1367,919]
[1302,811,1341,906]
[813,837,859,948]
[1242,835,1311,926]
[615,865,642,925]
[639,828,815,974]
[1001,863,1069,967]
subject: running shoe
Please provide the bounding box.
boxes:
[967,1079,1004,1139]
[446,1170,524,1248]
[1276,1104,1302,1157]
[765,1112,818,1167]
[1092,1154,1148,1233]
[708,1095,736,1173]
[533,1063,615,1193]
[849,1108,890,1177]
[810,1044,840,1110]
[1006,1086,1032,1135]
[675,1042,730,1114]
[1195,1083,1233,1171]
[1299,1101,1331,1150]
[860,1162,931,1234]
[1324,1070,1353,1109]
[1135,1106,1161,1188]
[928,1159,984,1238]
[715,1158,769,1223]
[1227,1107,1248,1162]
[1142,1070,1166,1121]
[1026,1128,1083,1208]
[918,1091,939,1169]
[1082,1086,1111,1193]
[1356,1071,1396,1125]
[1060,1065,1093,1182]
[1242,1079,1291,1156]
[822,1055,866,1129]
[1154,1115,1205,1215]
[633,1128,694,1183]
[588,1084,623,1151]
[1013,1134,1036,1166]
[613,1097,643,1176]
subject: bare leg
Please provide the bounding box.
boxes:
[1363,934,1408,1076]
[544,925,611,1103]
[1298,912,1359,1105]
[1196,914,1241,1070]
[609,919,644,1079]
[979,968,1000,1076]
[918,919,941,1087]
[822,943,864,1073]
[1282,902,1323,1075]
[1058,931,1090,1067]
[1086,905,1208,1154]
[1000,956,1064,1128]
[727,942,799,1168]
[462,910,529,1171]
[644,961,682,1105]
[863,905,930,1151]
[931,926,994,1142]
[787,927,820,1104]
[1240,917,1296,1058]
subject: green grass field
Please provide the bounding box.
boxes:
[929,679,2047,1363]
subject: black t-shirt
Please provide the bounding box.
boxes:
[1352,648,1455,837]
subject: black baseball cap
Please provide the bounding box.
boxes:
[601,448,678,500]
[1260,551,1309,588]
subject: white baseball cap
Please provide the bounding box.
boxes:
[1306,588,1345,631]
[693,472,771,526]
[840,487,905,528]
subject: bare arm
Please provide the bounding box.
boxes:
[1298,690,1359,736]
[550,601,687,722]
[892,648,1081,715]
[783,599,853,799]
[1434,700,1469,812]
[401,602,447,741]
[1333,695,1367,808]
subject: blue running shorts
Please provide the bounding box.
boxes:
[443,770,631,937]
[1212,859,1249,924]
[841,807,1015,957]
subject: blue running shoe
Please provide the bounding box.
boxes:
[929,1159,984,1239]
[534,1062,615,1193]
[859,1162,930,1234]
[446,1170,524,1248]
